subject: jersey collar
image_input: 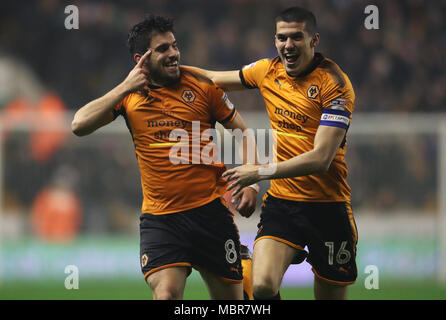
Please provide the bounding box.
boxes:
[148,84,162,89]
[285,52,324,79]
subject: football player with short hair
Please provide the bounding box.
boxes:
[72,15,257,300]
[191,6,358,300]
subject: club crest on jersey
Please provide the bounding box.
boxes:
[307,85,319,99]
[181,89,196,103]
[141,253,148,267]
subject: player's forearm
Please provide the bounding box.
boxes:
[260,126,345,180]
[187,66,215,80]
[259,149,331,181]
[72,84,129,136]
[185,66,244,91]
[211,70,245,91]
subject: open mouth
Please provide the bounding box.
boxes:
[164,60,179,72]
[284,53,299,65]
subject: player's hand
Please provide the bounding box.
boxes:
[223,164,261,197]
[121,50,151,93]
[232,187,257,218]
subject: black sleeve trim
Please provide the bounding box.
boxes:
[220,108,236,124]
[112,108,122,120]
[239,70,256,89]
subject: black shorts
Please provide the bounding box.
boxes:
[255,193,358,285]
[140,198,243,283]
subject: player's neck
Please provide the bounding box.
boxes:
[287,52,323,78]
[148,78,164,88]
[149,76,181,88]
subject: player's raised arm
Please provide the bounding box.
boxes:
[184,66,244,92]
[71,50,151,136]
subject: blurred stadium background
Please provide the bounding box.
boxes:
[1,0,446,300]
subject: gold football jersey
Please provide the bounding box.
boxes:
[241,53,355,202]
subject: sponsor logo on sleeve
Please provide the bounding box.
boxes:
[222,92,234,110]
[242,61,259,70]
[329,98,347,111]
[321,113,350,126]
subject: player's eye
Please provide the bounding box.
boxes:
[276,35,287,42]
[156,44,169,53]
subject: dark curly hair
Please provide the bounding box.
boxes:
[127,15,174,56]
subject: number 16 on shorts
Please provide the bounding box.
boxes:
[324,241,351,265]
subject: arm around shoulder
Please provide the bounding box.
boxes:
[184,66,245,91]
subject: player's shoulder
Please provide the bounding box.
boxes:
[119,92,145,108]
[243,57,280,73]
[180,66,215,87]
[270,56,283,67]
[179,66,226,103]
[316,56,351,89]
[241,57,281,88]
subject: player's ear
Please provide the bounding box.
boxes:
[311,33,320,47]
[134,53,142,65]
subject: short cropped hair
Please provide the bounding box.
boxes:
[275,7,317,35]
[127,15,174,56]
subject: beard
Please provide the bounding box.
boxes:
[148,60,181,87]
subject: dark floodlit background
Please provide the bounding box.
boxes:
[0,0,445,299]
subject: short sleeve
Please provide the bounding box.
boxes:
[208,85,237,124]
[113,94,132,119]
[239,59,271,89]
[319,72,355,130]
